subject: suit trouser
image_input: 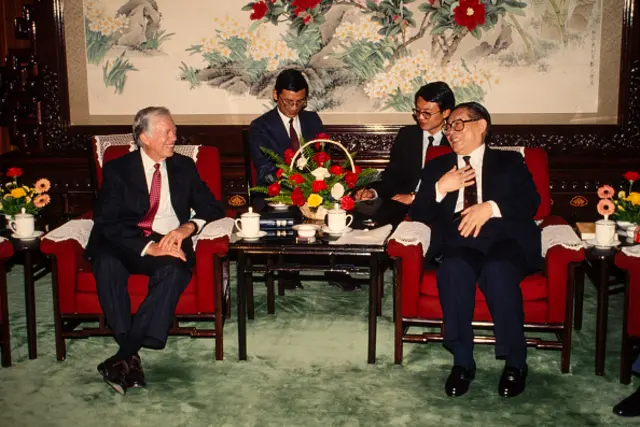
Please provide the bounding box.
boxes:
[436,232,529,370]
[92,235,192,351]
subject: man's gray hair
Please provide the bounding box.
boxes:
[133,106,172,146]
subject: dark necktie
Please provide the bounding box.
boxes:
[289,118,300,152]
[424,135,435,166]
[462,156,477,210]
[138,163,161,236]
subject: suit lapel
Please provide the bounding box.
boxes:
[481,146,497,201]
[412,126,425,173]
[268,108,291,151]
[131,150,150,210]
[441,154,458,215]
[166,156,182,215]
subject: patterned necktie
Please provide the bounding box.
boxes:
[462,156,478,210]
[138,163,161,236]
[424,135,435,166]
[289,118,300,151]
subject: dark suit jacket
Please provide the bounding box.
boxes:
[85,150,225,264]
[409,146,542,271]
[374,125,449,199]
[249,108,324,186]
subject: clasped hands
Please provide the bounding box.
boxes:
[145,222,196,261]
[355,189,415,205]
[438,165,493,238]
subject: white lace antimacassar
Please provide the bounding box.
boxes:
[389,221,432,256]
[129,144,200,163]
[490,146,525,156]
[43,219,94,248]
[95,133,135,168]
[43,217,233,250]
[541,224,586,257]
[622,245,640,258]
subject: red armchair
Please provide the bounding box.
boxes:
[40,141,230,361]
[0,239,14,366]
[616,249,640,384]
[387,146,585,372]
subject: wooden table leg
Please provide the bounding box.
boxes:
[24,250,37,359]
[595,259,609,376]
[574,265,584,331]
[237,251,247,361]
[246,258,255,320]
[368,253,379,364]
[266,257,275,314]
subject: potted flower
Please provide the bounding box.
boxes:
[0,167,52,228]
[251,135,379,220]
[597,171,640,240]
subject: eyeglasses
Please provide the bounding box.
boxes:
[443,118,481,133]
[279,97,307,108]
[412,108,441,120]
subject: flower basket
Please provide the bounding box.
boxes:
[250,136,380,219]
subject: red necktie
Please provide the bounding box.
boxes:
[424,135,435,166]
[462,156,477,210]
[138,163,161,236]
[289,118,300,151]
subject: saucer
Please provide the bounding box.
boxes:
[292,224,321,231]
[11,230,44,241]
[236,230,267,241]
[321,225,352,236]
[586,238,621,249]
[267,203,289,211]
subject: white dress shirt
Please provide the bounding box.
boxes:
[140,149,204,255]
[415,130,445,192]
[277,108,302,141]
[435,144,501,217]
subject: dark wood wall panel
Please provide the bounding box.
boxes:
[0,0,638,228]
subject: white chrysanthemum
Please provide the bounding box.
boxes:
[331,183,345,200]
[311,167,331,181]
[296,156,308,169]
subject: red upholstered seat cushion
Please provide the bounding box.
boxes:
[419,271,547,302]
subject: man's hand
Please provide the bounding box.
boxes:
[145,242,187,261]
[355,188,376,201]
[437,165,476,194]
[391,193,415,205]
[157,223,195,251]
[458,202,493,238]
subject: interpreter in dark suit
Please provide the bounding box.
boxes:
[249,69,325,188]
[355,82,453,227]
[86,106,225,395]
[409,102,542,398]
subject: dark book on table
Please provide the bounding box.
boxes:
[259,218,295,227]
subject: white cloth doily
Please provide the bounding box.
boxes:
[43,219,95,248]
[622,245,640,258]
[192,218,234,248]
[389,221,432,256]
[541,224,586,257]
[95,133,135,168]
[331,224,392,246]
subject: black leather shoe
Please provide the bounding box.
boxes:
[97,357,129,395]
[498,365,528,398]
[282,279,303,290]
[127,354,147,388]
[613,387,640,417]
[445,365,476,397]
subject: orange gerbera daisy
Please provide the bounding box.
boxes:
[34,178,51,194]
[597,184,614,199]
[597,199,615,217]
[33,194,51,208]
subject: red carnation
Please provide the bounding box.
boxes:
[267,182,281,197]
[354,165,362,174]
[291,187,305,206]
[453,0,486,31]
[312,180,327,192]
[329,164,344,175]
[289,174,305,185]
[284,149,295,165]
[341,195,355,211]
[275,168,284,179]
[345,171,358,189]
[6,167,23,178]
[623,171,640,182]
[314,152,331,166]
[316,132,330,140]
[249,1,268,20]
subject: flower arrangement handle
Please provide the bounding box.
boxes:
[289,139,355,173]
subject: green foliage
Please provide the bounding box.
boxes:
[102,53,138,95]
[138,29,175,51]
[85,19,114,65]
[179,62,201,89]
[334,39,399,82]
[363,0,416,37]
[285,27,322,64]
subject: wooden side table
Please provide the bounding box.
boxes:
[10,235,49,360]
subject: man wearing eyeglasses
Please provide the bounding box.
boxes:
[249,69,325,189]
[355,82,453,226]
[410,102,542,399]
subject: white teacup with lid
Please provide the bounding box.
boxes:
[9,207,35,238]
[327,204,353,233]
[235,207,260,237]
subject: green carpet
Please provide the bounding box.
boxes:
[0,265,637,427]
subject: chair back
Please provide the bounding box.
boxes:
[425,145,551,220]
[91,133,136,196]
[99,144,223,200]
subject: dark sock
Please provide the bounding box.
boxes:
[114,334,143,361]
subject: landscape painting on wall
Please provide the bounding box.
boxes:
[65,0,621,125]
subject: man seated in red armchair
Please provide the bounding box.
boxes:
[85,106,225,395]
[409,102,542,398]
